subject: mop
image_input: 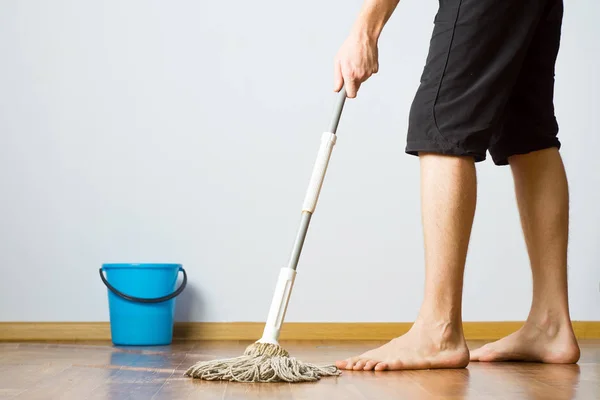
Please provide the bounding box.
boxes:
[185,88,348,383]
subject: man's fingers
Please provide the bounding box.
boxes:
[334,60,344,92]
[339,64,353,98]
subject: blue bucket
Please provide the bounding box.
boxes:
[99,263,187,346]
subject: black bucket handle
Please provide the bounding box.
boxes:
[99,267,187,304]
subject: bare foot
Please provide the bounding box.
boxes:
[470,317,580,363]
[335,320,470,371]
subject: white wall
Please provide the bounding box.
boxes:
[0,1,598,323]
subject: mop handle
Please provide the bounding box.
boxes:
[259,88,347,345]
[301,88,346,214]
[329,87,347,134]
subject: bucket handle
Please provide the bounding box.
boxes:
[99,267,187,304]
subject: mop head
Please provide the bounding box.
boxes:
[184,342,340,383]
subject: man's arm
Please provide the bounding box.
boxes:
[335,0,400,98]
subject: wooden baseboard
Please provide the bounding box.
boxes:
[1,321,598,342]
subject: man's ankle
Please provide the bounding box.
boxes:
[526,308,573,334]
[413,313,465,344]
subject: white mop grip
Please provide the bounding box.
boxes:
[259,267,297,344]
[301,132,337,213]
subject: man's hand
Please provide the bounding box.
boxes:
[334,0,400,98]
[334,33,379,98]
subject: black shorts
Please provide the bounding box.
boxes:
[406,0,564,165]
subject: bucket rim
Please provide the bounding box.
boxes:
[102,263,182,270]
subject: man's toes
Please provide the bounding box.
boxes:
[342,358,358,370]
[363,360,378,371]
[374,362,388,371]
[353,360,367,370]
[335,360,348,369]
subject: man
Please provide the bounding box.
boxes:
[334,0,580,371]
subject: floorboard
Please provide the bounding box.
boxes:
[0,340,598,399]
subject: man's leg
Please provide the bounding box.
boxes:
[336,153,473,371]
[471,148,580,363]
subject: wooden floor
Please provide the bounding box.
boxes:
[0,341,598,399]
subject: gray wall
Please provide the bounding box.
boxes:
[0,1,598,322]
